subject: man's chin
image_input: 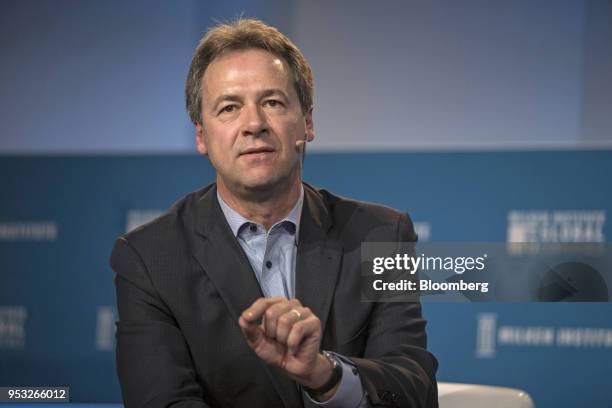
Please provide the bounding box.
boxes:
[242,179,279,193]
[237,176,295,198]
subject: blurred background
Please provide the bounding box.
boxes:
[1,0,611,406]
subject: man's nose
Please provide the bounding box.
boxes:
[241,104,268,137]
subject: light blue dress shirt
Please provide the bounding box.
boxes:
[217,186,368,407]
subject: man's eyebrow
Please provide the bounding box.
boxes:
[259,89,289,100]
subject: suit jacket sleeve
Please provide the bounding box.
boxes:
[111,237,210,408]
[351,212,438,408]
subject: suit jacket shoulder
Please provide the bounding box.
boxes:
[119,184,213,250]
[307,184,418,244]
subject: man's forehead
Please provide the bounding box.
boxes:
[205,49,289,81]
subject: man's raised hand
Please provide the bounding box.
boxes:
[238,297,333,391]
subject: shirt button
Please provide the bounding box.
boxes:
[266,260,272,269]
[249,224,257,232]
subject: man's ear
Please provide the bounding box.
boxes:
[195,123,208,155]
[304,106,315,142]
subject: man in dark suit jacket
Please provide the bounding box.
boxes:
[110,19,438,408]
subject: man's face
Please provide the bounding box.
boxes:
[196,48,314,197]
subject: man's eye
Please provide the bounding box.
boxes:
[264,100,282,108]
[220,105,236,114]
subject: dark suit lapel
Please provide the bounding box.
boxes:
[193,185,264,314]
[295,184,343,334]
[192,185,302,407]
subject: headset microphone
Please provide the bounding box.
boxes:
[295,134,307,148]
[296,134,308,164]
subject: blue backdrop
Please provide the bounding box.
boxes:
[1,150,611,407]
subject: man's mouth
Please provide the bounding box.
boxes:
[239,147,275,157]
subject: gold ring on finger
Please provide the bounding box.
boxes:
[290,308,302,321]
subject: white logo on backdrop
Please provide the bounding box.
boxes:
[0,306,27,349]
[414,222,431,242]
[95,306,116,351]
[475,313,612,358]
[507,210,605,243]
[476,313,497,358]
[0,222,58,241]
[125,209,163,233]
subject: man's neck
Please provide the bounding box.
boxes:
[216,180,303,231]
